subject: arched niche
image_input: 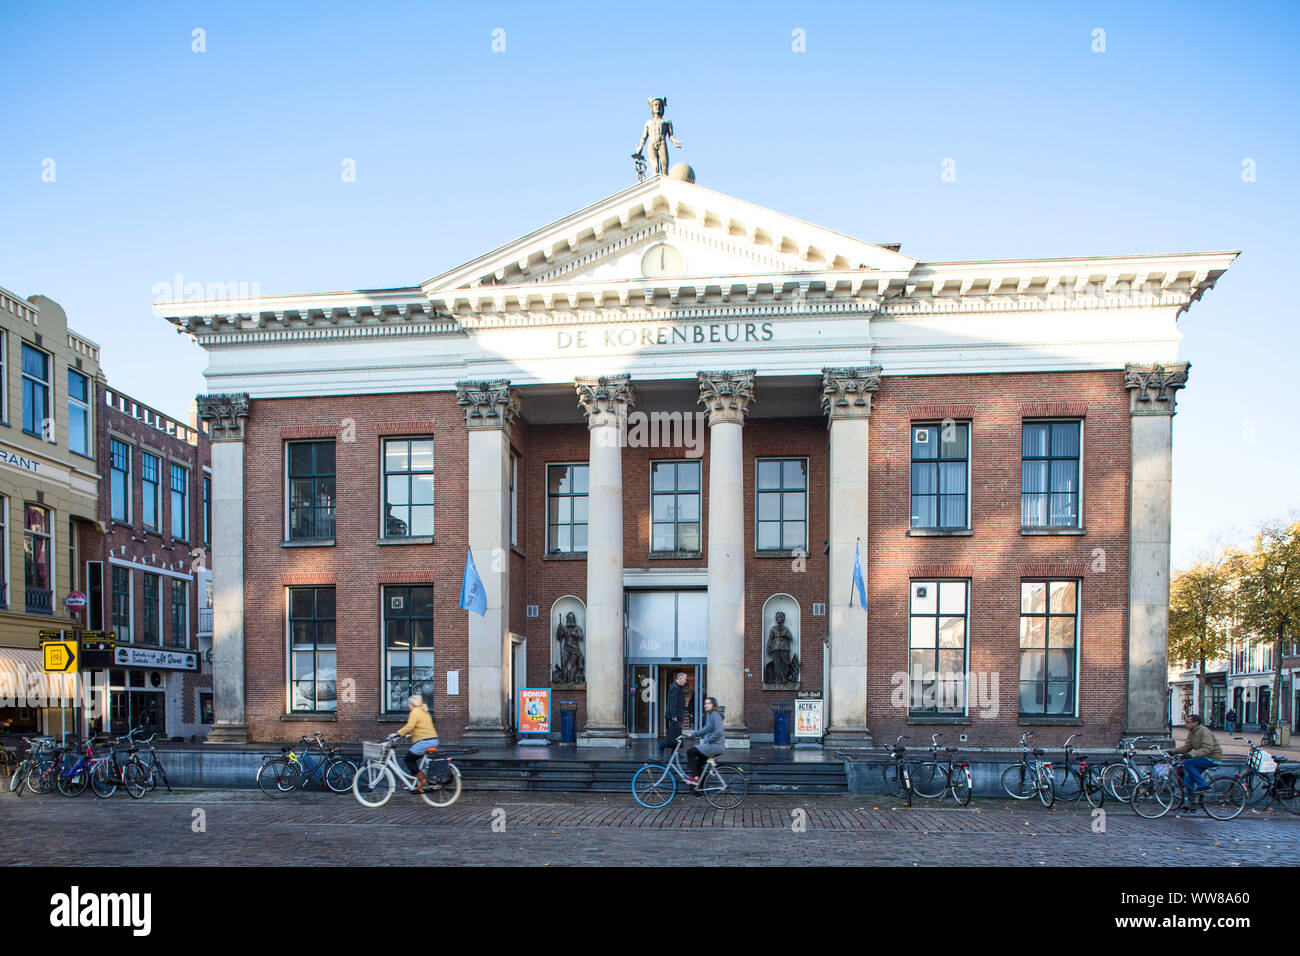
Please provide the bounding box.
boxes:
[761,594,801,688]
[550,596,586,687]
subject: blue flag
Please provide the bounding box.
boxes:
[851,540,867,610]
[459,549,488,617]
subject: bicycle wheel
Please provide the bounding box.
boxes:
[1055,768,1083,804]
[352,761,395,808]
[8,759,30,795]
[29,761,57,794]
[703,766,747,810]
[912,762,945,799]
[1102,763,1140,803]
[1000,764,1034,800]
[631,764,676,809]
[1274,770,1300,814]
[257,758,295,799]
[149,760,171,794]
[324,757,358,794]
[951,765,972,806]
[1084,771,1106,809]
[421,765,462,808]
[90,760,118,799]
[1131,777,1175,819]
[1036,768,1055,808]
[882,763,905,797]
[1202,777,1246,821]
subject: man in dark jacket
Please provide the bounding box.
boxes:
[658,672,688,756]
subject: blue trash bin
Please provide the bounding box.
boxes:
[558,701,578,743]
[772,702,794,747]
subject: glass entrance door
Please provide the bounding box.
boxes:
[628,664,654,736]
[658,665,702,735]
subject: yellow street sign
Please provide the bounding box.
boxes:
[42,640,78,673]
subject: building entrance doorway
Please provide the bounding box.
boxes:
[626,663,702,738]
[625,589,707,738]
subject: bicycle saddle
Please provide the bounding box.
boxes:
[1032,748,1045,755]
[1274,756,1289,764]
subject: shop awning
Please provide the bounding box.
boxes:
[0,647,78,706]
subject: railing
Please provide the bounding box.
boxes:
[103,387,199,445]
[198,607,214,635]
[25,588,53,615]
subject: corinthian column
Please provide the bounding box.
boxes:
[196,393,251,743]
[1123,362,1188,739]
[820,367,880,748]
[455,380,521,744]
[575,374,636,747]
[698,370,756,747]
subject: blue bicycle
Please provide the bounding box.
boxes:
[57,737,106,797]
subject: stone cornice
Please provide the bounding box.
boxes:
[697,370,756,426]
[574,375,636,429]
[195,393,250,442]
[1124,362,1190,416]
[454,380,521,433]
[821,367,882,421]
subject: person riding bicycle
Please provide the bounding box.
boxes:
[395,694,438,792]
[1170,713,1222,793]
[683,696,724,786]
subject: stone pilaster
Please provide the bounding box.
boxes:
[575,375,636,747]
[820,367,880,748]
[1123,362,1188,738]
[698,370,756,746]
[455,380,520,743]
[195,393,251,743]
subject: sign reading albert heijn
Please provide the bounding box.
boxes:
[114,646,199,671]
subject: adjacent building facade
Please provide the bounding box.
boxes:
[160,173,1237,747]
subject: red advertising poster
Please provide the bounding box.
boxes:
[519,688,551,734]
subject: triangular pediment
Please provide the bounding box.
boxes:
[419,176,917,298]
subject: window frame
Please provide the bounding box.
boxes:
[141,452,160,531]
[142,572,161,645]
[509,453,519,549]
[170,463,188,541]
[203,474,211,546]
[110,438,132,523]
[1018,579,1081,718]
[380,436,435,539]
[169,578,188,649]
[907,579,970,718]
[0,495,6,610]
[20,342,51,440]
[650,459,703,554]
[1020,420,1083,530]
[0,330,7,423]
[111,565,132,642]
[382,584,436,715]
[287,585,337,714]
[67,368,91,457]
[754,457,809,553]
[546,462,590,555]
[908,421,971,531]
[23,503,53,614]
[285,441,336,541]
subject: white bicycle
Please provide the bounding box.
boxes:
[351,734,471,808]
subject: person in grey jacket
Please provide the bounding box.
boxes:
[684,696,725,785]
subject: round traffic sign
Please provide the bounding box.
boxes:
[64,591,87,610]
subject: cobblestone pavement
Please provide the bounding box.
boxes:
[2,790,1297,866]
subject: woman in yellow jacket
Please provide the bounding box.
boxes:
[396,695,438,791]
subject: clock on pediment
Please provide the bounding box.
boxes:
[641,243,685,279]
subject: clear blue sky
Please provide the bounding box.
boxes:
[2,0,1296,566]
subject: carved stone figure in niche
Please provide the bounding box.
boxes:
[764,611,799,685]
[552,611,586,685]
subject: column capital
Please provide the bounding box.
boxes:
[575,374,636,430]
[455,379,521,432]
[1124,362,1189,416]
[697,370,756,426]
[821,366,882,422]
[195,393,250,442]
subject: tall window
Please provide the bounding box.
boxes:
[170,464,188,539]
[288,587,336,713]
[287,442,335,540]
[1019,580,1078,716]
[382,438,434,537]
[141,453,160,530]
[908,580,968,716]
[651,460,702,553]
[110,439,131,522]
[111,566,131,641]
[910,423,969,530]
[756,458,807,551]
[203,476,211,545]
[0,496,7,609]
[143,573,160,644]
[547,464,588,554]
[21,343,50,439]
[67,369,90,456]
[384,585,435,713]
[0,331,7,422]
[23,504,52,614]
[169,579,187,648]
[509,454,518,549]
[1021,422,1081,528]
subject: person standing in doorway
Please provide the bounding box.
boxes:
[659,671,687,757]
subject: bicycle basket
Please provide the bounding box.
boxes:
[362,741,388,761]
[423,757,451,781]
[1258,751,1278,773]
[1152,762,1172,781]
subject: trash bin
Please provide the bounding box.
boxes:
[772,702,794,748]
[558,701,578,743]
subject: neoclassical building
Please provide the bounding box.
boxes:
[161,171,1236,747]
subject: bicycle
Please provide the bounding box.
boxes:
[57,737,106,797]
[8,737,59,796]
[257,732,358,798]
[1130,748,1246,820]
[631,734,748,809]
[132,731,172,793]
[1000,732,1056,807]
[911,734,972,806]
[1099,736,1155,802]
[1053,734,1105,808]
[351,734,472,808]
[89,732,148,799]
[1223,736,1299,814]
[878,736,913,807]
